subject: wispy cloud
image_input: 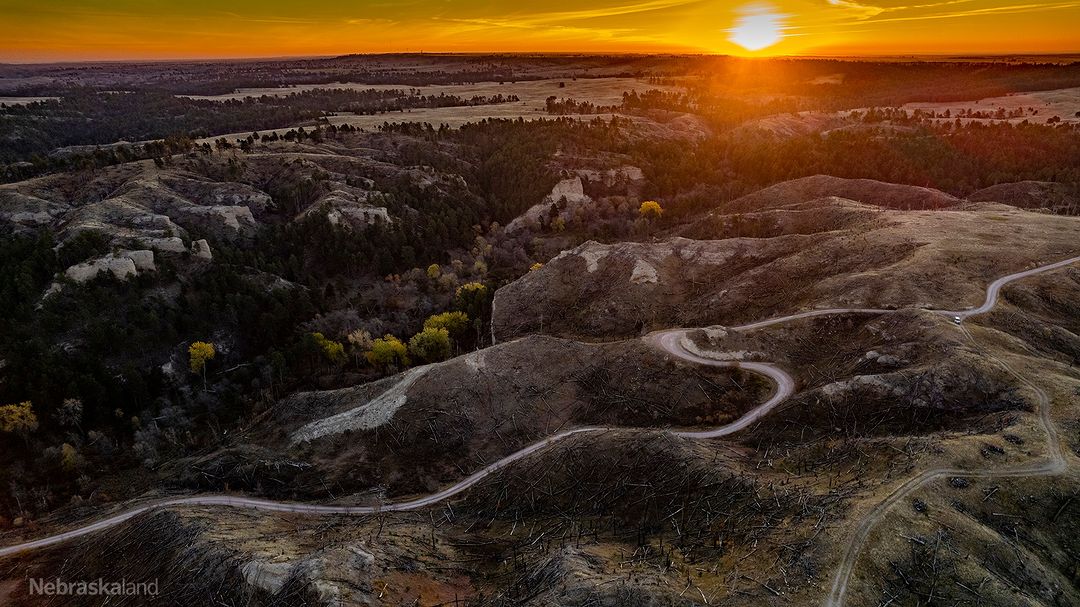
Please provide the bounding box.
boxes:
[499,0,706,25]
[866,0,1080,22]
[432,16,657,45]
[825,0,983,20]
[826,0,886,19]
[825,0,1080,25]
[217,11,324,25]
[432,0,705,32]
[426,0,709,41]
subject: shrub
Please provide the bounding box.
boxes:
[639,200,664,219]
[365,334,410,368]
[188,341,216,374]
[309,332,346,364]
[0,401,38,437]
[456,282,490,317]
[408,327,451,363]
[423,311,469,336]
[60,443,80,473]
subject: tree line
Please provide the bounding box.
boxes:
[0,87,519,166]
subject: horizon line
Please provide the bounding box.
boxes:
[4,50,1080,67]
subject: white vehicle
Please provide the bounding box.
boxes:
[953,316,962,324]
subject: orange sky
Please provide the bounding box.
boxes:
[1,0,1078,62]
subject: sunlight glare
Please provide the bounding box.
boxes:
[728,6,785,52]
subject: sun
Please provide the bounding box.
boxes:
[728,6,786,52]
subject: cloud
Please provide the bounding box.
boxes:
[865,0,1080,22]
[826,0,886,19]
[425,0,711,43]
[217,11,324,25]
[491,0,706,25]
[824,0,1080,25]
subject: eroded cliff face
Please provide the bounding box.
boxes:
[506,176,592,233]
[493,235,801,339]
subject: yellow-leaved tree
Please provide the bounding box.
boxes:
[365,334,410,370]
[455,282,490,344]
[408,327,451,364]
[0,401,38,443]
[639,200,663,219]
[309,332,346,365]
[424,311,469,337]
[188,341,216,390]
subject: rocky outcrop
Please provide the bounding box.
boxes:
[493,236,806,339]
[0,189,65,229]
[2,172,269,250]
[159,175,272,215]
[299,183,391,228]
[123,249,156,272]
[63,250,155,283]
[143,236,188,254]
[64,255,138,283]
[575,165,645,186]
[191,239,213,261]
[507,177,592,233]
[44,249,158,297]
[113,177,264,238]
[177,204,257,234]
[59,205,187,250]
[328,204,390,226]
[240,544,377,601]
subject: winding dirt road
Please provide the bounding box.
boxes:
[2,254,1079,607]
[0,331,795,560]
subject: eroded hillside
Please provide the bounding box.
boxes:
[494,190,1080,339]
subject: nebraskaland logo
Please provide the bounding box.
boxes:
[29,577,159,596]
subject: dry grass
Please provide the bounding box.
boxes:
[196,77,686,143]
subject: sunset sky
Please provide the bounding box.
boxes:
[1,0,1078,62]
